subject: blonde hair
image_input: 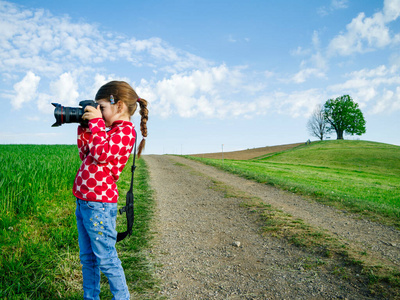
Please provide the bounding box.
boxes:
[95,81,148,157]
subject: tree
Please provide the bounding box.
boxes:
[323,95,366,140]
[307,104,327,140]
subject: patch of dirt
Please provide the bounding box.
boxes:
[143,155,400,299]
[190,143,304,160]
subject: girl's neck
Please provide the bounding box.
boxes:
[118,115,130,122]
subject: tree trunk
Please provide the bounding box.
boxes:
[336,130,344,139]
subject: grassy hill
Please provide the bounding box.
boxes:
[259,140,399,176]
[188,140,400,228]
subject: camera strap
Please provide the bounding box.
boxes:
[116,130,137,243]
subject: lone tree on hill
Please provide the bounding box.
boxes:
[323,95,366,140]
[307,104,328,140]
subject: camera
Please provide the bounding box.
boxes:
[51,100,99,127]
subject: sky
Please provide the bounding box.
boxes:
[0,0,399,155]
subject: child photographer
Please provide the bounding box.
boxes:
[73,81,148,300]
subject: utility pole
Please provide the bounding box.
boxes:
[222,144,224,162]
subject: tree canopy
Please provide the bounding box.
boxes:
[323,95,366,140]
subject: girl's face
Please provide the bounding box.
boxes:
[97,99,120,127]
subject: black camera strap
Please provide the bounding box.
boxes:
[116,130,137,243]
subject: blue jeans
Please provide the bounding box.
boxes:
[75,199,130,300]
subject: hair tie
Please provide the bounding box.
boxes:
[110,95,115,104]
[137,97,141,102]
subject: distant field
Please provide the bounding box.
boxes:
[191,142,304,160]
[188,140,400,228]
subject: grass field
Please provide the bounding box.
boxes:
[188,140,400,228]
[2,140,399,297]
[0,145,156,299]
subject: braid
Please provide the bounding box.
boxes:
[137,98,148,158]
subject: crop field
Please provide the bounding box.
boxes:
[0,145,155,299]
[188,140,400,228]
[0,145,81,218]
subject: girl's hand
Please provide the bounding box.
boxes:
[83,105,102,121]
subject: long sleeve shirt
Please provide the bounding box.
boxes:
[73,118,136,203]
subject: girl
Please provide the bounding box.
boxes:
[73,81,148,300]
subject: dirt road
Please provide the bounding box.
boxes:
[144,155,400,299]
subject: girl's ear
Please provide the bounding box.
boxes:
[117,101,129,115]
[116,101,124,113]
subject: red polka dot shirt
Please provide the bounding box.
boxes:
[73,118,136,203]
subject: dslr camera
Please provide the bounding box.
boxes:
[51,100,99,127]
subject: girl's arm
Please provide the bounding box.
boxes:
[88,118,135,164]
[77,126,91,161]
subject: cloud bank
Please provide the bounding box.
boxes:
[1,0,400,121]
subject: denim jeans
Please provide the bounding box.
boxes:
[76,199,130,300]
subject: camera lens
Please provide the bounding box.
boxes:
[51,100,97,127]
[51,103,84,127]
[64,106,83,123]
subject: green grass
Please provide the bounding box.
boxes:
[0,145,157,299]
[187,140,400,228]
[0,145,81,220]
[203,144,400,298]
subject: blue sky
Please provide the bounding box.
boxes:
[1,0,399,154]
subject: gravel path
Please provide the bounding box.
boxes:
[144,155,399,299]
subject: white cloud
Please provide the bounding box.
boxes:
[0,1,210,76]
[383,0,400,22]
[37,72,80,113]
[292,68,326,84]
[137,64,275,119]
[0,1,331,121]
[50,72,79,106]
[37,93,53,114]
[0,0,214,116]
[332,0,349,10]
[328,0,400,56]
[290,31,328,84]
[87,74,132,100]
[328,65,400,114]
[312,30,320,49]
[275,89,324,118]
[151,65,234,118]
[11,71,40,109]
[2,0,399,123]
[318,0,348,16]
[137,63,323,119]
[290,46,311,57]
[371,87,400,114]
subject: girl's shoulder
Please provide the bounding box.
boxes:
[108,121,136,148]
[108,121,135,136]
[111,120,133,128]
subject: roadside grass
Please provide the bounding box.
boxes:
[100,157,160,299]
[210,180,400,298]
[187,140,400,229]
[0,145,157,299]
